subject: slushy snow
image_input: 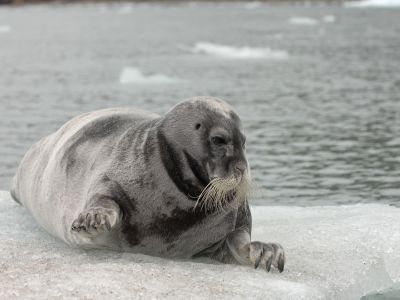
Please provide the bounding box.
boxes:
[1,191,399,299]
[119,67,181,85]
[189,42,289,60]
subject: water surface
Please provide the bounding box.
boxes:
[0,2,399,205]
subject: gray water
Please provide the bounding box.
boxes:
[0,2,399,205]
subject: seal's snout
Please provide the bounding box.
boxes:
[234,162,247,180]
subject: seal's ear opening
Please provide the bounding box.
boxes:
[195,123,201,130]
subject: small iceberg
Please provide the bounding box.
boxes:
[118,4,134,14]
[345,0,400,7]
[119,67,181,85]
[244,1,262,9]
[322,15,336,23]
[190,42,289,60]
[0,25,11,33]
[288,17,319,25]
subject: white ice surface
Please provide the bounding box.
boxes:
[119,67,181,85]
[189,42,289,60]
[1,191,400,300]
[345,0,400,7]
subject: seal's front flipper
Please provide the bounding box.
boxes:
[248,241,285,272]
[210,228,286,272]
[70,202,122,249]
[71,206,121,235]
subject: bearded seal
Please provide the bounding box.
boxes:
[11,96,285,272]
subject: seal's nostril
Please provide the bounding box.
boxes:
[235,166,245,174]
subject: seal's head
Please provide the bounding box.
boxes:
[158,97,251,211]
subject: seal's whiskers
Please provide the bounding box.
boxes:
[194,174,252,213]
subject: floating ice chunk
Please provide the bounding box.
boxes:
[1,191,400,299]
[288,17,319,25]
[0,25,11,33]
[345,0,400,7]
[118,4,134,14]
[244,1,262,9]
[119,67,181,85]
[189,42,289,60]
[322,15,336,23]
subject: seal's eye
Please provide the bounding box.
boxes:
[212,136,227,146]
[195,123,201,130]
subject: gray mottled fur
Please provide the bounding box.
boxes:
[11,97,285,271]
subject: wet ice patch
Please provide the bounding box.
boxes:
[119,67,181,85]
[288,17,319,25]
[0,25,11,33]
[345,0,400,7]
[189,42,289,60]
[1,190,400,299]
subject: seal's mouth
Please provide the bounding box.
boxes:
[194,173,251,213]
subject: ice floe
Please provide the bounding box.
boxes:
[288,17,319,25]
[322,15,336,23]
[0,25,11,33]
[1,191,399,299]
[345,0,400,7]
[189,42,289,60]
[119,67,181,85]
